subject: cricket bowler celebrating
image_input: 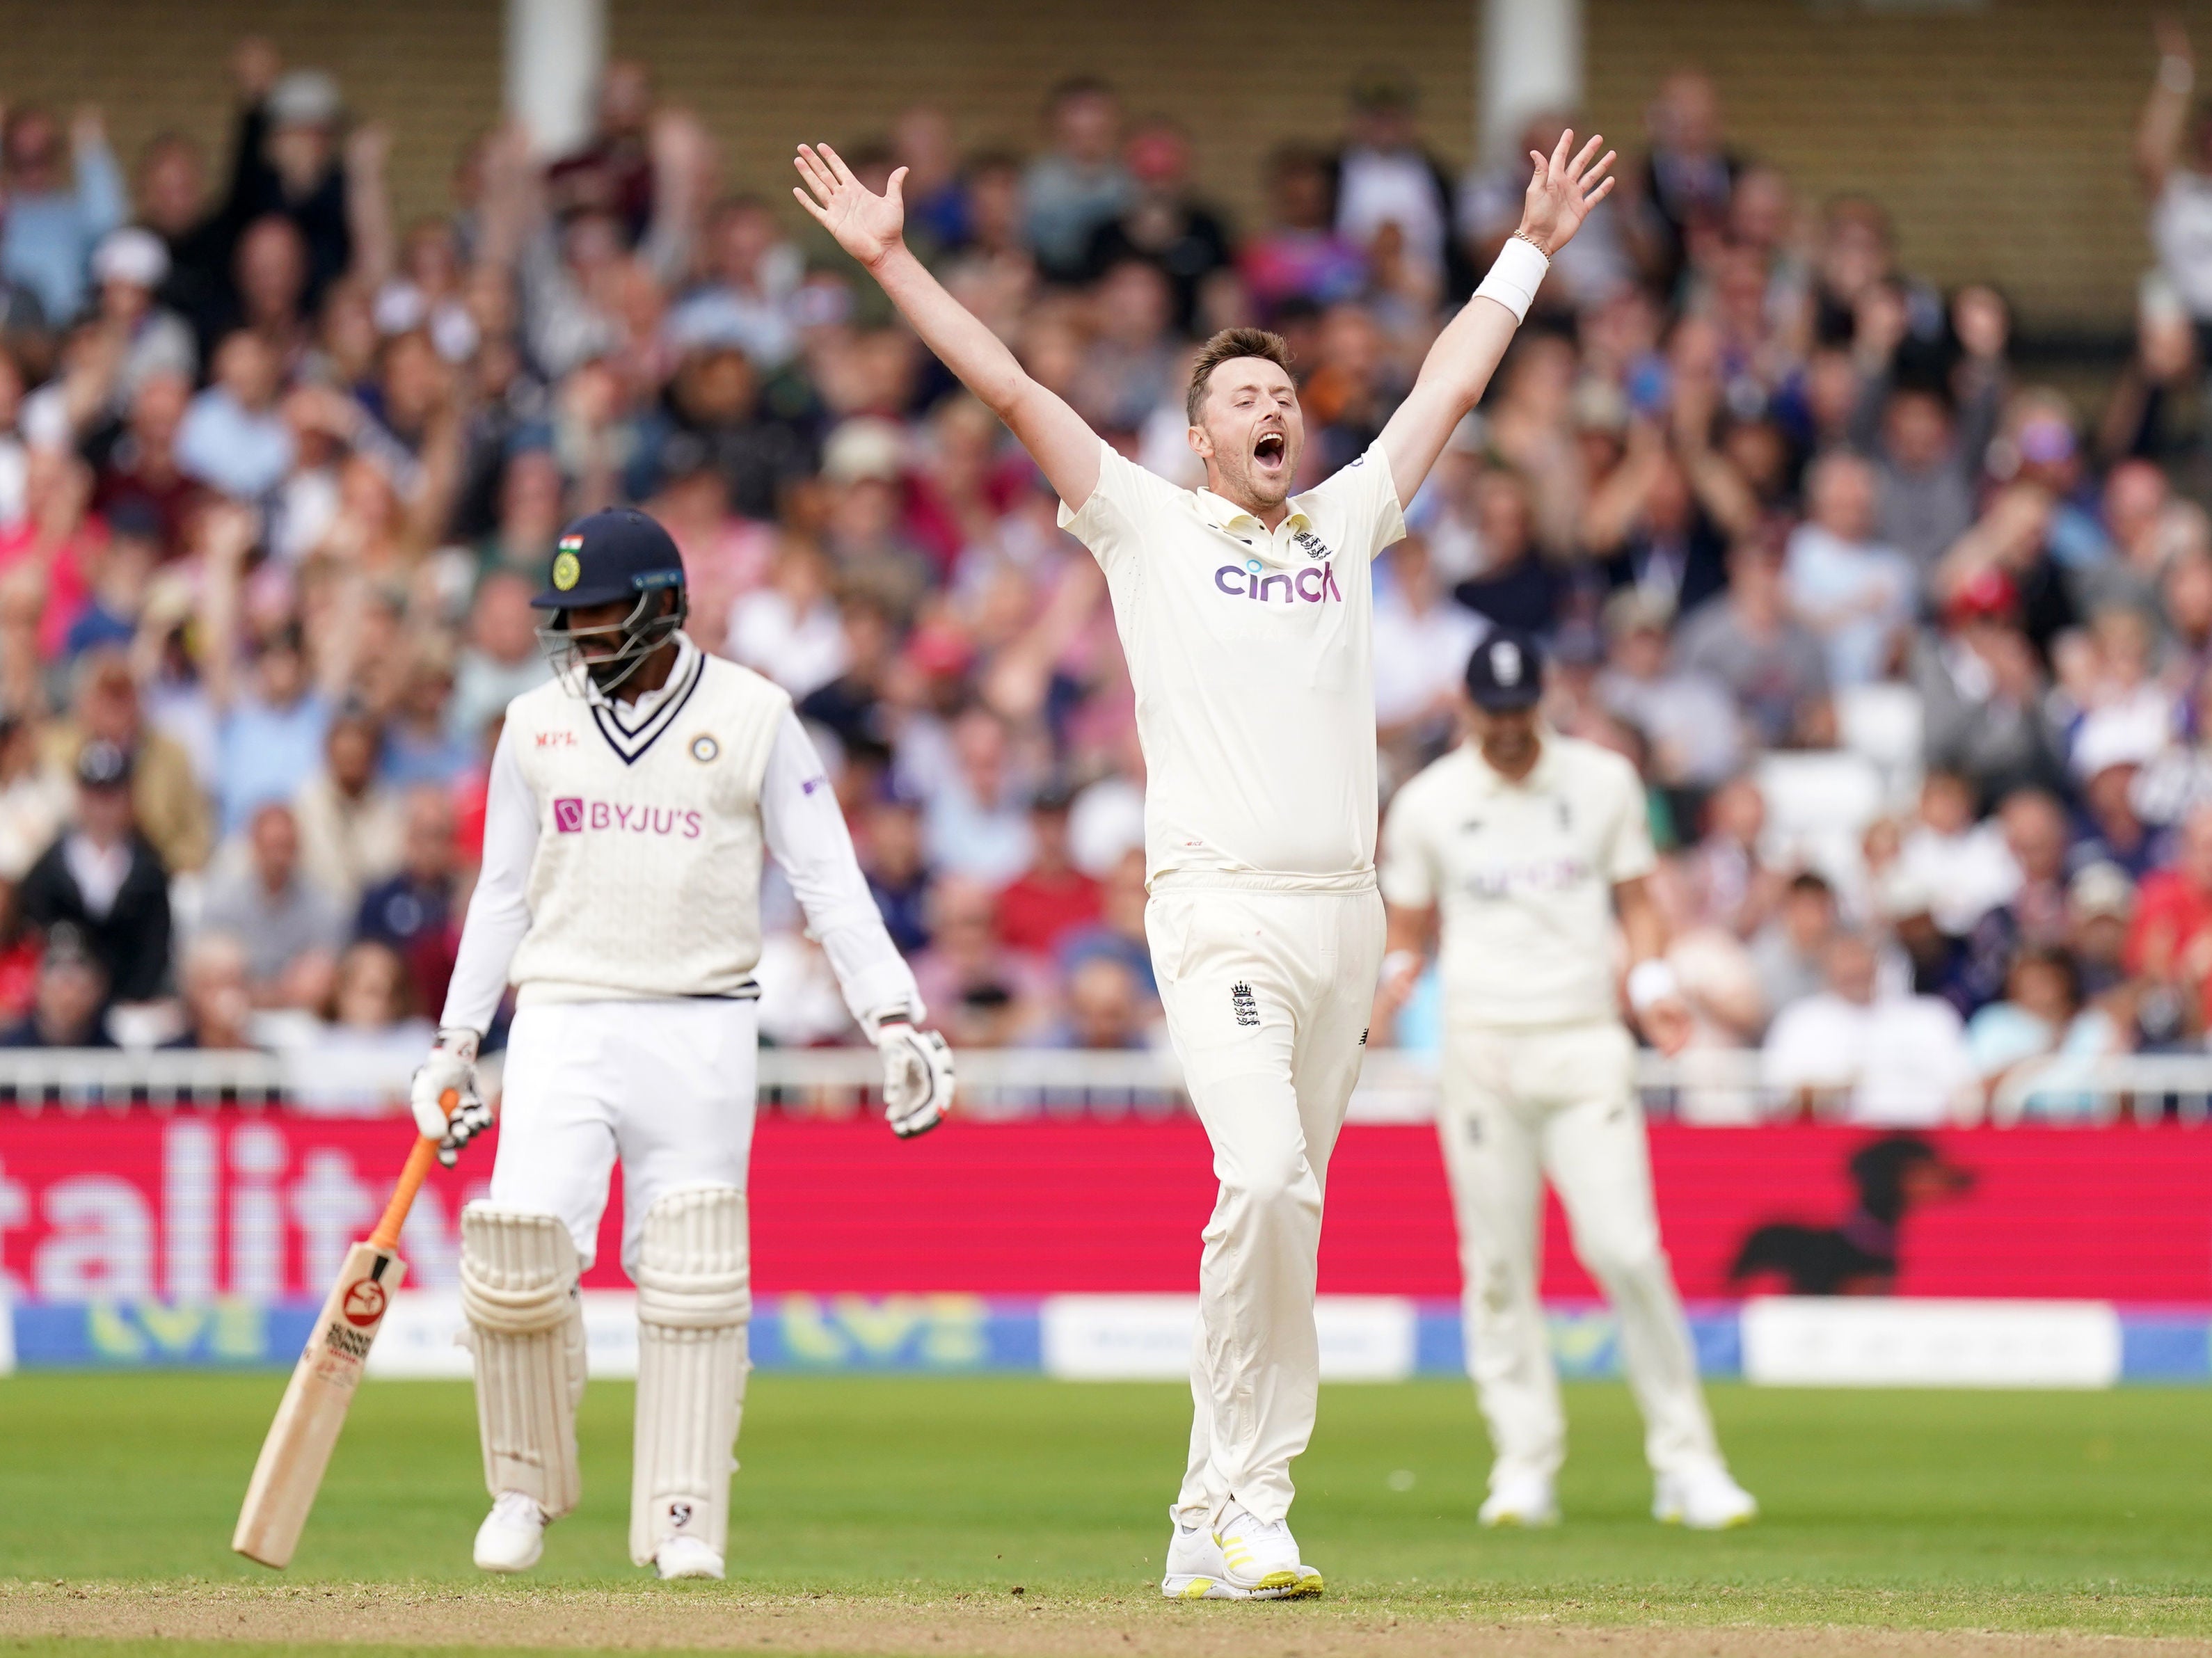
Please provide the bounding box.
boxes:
[1377,630,1756,1531]
[795,129,1614,1597]
[411,508,953,1581]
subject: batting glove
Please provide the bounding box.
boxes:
[411,1026,492,1167]
[875,1016,954,1138]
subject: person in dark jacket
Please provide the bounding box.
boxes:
[0,922,115,1048]
[18,740,171,1007]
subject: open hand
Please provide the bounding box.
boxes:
[793,142,907,271]
[1514,129,1616,257]
[231,35,281,101]
[2157,12,2196,69]
[652,109,713,178]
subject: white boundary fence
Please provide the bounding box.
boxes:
[2,1045,2212,1126]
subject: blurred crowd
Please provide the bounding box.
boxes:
[4,33,2212,1123]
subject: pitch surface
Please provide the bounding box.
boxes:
[3,1375,2210,1654]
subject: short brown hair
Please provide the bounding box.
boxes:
[1186,328,1294,425]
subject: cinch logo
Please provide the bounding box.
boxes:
[551,797,704,838]
[1212,559,1343,604]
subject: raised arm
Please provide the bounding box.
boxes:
[1379,130,1614,508]
[794,143,1099,511]
[2138,15,2197,194]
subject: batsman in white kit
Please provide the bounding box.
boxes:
[795,129,1615,1595]
[1376,630,1755,1531]
[410,507,953,1581]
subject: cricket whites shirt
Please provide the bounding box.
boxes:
[1379,732,1657,1027]
[1058,439,1406,884]
[441,635,920,1031]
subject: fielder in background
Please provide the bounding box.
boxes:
[412,508,953,1581]
[795,129,1613,1597]
[1376,630,1756,1531]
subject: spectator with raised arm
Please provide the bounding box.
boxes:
[205,40,391,310]
[1,103,125,323]
[2136,14,2212,346]
[196,502,356,833]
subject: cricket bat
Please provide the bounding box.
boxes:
[232,1125,444,1568]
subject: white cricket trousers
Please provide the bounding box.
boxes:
[488,998,760,1270]
[1439,1019,1719,1489]
[1148,874,1385,1527]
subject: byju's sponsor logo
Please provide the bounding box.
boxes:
[551,797,704,838]
[1212,559,1343,604]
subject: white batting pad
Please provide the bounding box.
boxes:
[459,1204,585,1520]
[629,1185,751,1566]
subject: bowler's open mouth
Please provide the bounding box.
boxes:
[1254,432,1287,471]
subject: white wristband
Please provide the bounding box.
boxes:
[1381,949,1424,991]
[1474,235,1550,324]
[1626,959,1680,1014]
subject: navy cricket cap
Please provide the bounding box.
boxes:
[1465,628,1545,712]
[532,509,687,610]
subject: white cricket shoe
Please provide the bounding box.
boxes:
[1160,1509,1323,1600]
[1160,1504,1322,1600]
[472,1490,546,1572]
[653,1535,726,1580]
[1653,1464,1758,1530]
[1478,1471,1560,1528]
[1161,1515,1244,1600]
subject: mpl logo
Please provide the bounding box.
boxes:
[1212,559,1343,605]
[552,797,704,838]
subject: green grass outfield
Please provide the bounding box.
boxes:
[2,1373,2211,1650]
